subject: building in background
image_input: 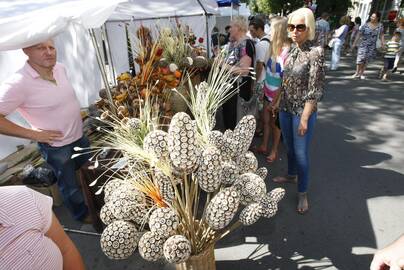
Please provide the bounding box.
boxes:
[349,0,402,26]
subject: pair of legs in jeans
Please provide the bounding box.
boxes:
[331,39,343,70]
[38,136,90,220]
[276,111,317,213]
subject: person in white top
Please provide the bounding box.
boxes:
[248,17,271,136]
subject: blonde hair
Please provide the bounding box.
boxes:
[339,15,351,26]
[231,16,248,33]
[269,16,289,59]
[288,8,316,40]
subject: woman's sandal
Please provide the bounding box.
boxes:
[272,175,298,184]
[297,192,309,215]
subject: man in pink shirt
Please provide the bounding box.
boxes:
[0,39,90,221]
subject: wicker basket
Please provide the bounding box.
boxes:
[175,245,216,270]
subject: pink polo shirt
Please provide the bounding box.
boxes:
[0,62,83,147]
[0,186,63,270]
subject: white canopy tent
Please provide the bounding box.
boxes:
[0,0,219,159]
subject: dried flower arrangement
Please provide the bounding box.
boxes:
[95,24,211,121]
[83,55,285,269]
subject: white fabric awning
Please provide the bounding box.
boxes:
[0,0,124,51]
[0,0,219,51]
[109,0,219,21]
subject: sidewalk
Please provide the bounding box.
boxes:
[56,54,404,270]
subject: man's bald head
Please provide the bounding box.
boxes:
[23,39,57,70]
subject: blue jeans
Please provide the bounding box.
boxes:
[38,136,90,220]
[279,111,317,193]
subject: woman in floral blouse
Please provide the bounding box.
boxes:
[272,7,325,214]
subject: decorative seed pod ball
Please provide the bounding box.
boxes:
[234,173,267,205]
[267,187,285,203]
[138,231,166,262]
[149,207,179,237]
[100,220,139,260]
[236,151,258,173]
[207,130,225,153]
[232,115,256,155]
[104,178,126,203]
[109,185,147,224]
[153,169,175,203]
[221,161,240,186]
[195,146,222,192]
[124,117,142,130]
[193,56,209,69]
[100,203,118,225]
[143,130,169,159]
[258,192,281,218]
[167,112,199,174]
[239,203,263,226]
[222,130,238,160]
[163,235,192,264]
[255,167,268,180]
[206,187,240,230]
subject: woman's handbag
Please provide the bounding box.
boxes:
[328,38,336,48]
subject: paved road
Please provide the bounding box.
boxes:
[56,54,404,270]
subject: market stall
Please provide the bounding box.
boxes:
[0,2,286,269]
[0,0,218,159]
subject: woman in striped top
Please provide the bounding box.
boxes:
[0,185,86,270]
[256,16,290,163]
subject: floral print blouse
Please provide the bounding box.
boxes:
[280,40,325,115]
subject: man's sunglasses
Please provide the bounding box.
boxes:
[287,24,307,32]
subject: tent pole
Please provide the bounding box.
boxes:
[196,0,211,58]
[102,23,117,86]
[89,28,116,114]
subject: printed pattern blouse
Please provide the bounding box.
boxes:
[280,40,325,116]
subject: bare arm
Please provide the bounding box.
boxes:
[0,114,63,144]
[371,234,404,270]
[352,32,362,48]
[230,55,252,76]
[255,62,264,82]
[46,213,86,270]
[380,28,385,46]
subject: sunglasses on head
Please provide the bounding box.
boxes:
[287,24,307,32]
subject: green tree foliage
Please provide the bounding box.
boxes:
[315,0,352,17]
[247,0,351,16]
[254,0,303,15]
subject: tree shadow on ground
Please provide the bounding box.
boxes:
[215,58,404,269]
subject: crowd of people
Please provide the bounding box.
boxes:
[213,9,404,216]
[0,4,403,269]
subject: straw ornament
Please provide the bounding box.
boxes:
[234,173,267,205]
[143,130,169,159]
[138,231,166,262]
[100,220,139,260]
[195,146,222,192]
[236,151,258,173]
[103,178,126,203]
[100,203,118,225]
[221,161,240,186]
[149,207,180,237]
[255,167,268,180]
[109,185,147,224]
[167,112,199,173]
[205,187,240,230]
[239,203,263,226]
[163,235,192,264]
